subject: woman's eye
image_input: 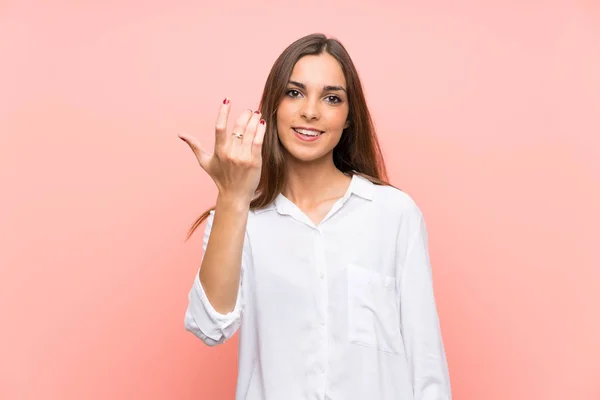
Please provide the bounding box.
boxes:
[285,90,341,104]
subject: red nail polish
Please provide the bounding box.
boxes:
[260,120,265,125]
[254,110,260,114]
[223,97,229,104]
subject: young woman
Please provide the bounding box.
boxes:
[180,33,452,400]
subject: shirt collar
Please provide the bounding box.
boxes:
[347,173,375,201]
[253,173,374,215]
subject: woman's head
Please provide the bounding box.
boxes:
[275,52,350,166]
[258,33,388,187]
[187,33,389,238]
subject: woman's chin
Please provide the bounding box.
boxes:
[284,148,332,164]
[279,132,340,165]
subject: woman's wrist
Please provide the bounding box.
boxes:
[215,192,252,213]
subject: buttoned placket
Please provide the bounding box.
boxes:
[313,195,352,399]
[275,190,354,400]
[314,226,328,397]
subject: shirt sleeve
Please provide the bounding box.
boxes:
[184,209,246,346]
[398,202,452,399]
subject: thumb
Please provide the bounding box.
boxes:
[178,133,212,170]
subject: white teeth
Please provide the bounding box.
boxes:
[294,128,322,136]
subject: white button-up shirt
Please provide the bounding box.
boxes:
[184,174,452,400]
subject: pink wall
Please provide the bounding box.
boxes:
[1,1,599,399]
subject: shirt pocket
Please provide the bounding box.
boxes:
[346,263,404,355]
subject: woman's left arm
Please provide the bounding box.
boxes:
[397,202,452,400]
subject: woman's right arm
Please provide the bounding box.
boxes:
[180,99,266,345]
[199,195,250,314]
[183,204,250,346]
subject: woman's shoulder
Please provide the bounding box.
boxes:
[371,182,423,219]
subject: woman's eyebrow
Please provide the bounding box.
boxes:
[288,80,347,93]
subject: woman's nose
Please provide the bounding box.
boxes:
[300,99,320,121]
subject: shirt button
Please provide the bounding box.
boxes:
[320,272,324,279]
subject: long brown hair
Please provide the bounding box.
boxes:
[186,33,390,240]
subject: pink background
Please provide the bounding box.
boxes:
[1,1,599,399]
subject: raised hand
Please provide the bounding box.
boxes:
[179,98,266,205]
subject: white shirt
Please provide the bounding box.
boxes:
[184,174,452,400]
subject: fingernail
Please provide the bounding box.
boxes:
[223,97,229,105]
[254,110,260,114]
[260,120,265,125]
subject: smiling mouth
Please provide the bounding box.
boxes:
[293,128,324,137]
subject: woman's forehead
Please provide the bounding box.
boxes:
[289,54,346,88]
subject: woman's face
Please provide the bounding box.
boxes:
[276,53,350,164]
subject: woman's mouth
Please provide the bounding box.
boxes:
[293,127,324,142]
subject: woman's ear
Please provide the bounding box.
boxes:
[344,120,351,129]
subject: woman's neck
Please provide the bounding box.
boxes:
[282,156,351,208]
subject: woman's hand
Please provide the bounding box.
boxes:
[179,99,266,206]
